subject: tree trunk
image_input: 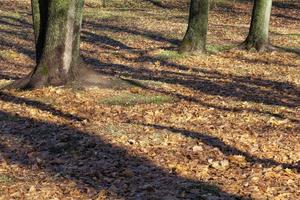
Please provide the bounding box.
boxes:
[178,0,209,54]
[243,0,273,51]
[7,0,128,90]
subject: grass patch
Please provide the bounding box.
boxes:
[286,33,300,39]
[105,123,127,136]
[0,11,22,19]
[207,44,235,54]
[0,79,13,88]
[0,174,15,184]
[0,24,19,31]
[0,50,20,60]
[155,50,186,61]
[98,92,173,106]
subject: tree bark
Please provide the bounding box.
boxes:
[242,0,273,51]
[7,0,128,90]
[178,0,209,54]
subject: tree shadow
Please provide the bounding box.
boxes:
[84,54,300,108]
[84,21,180,46]
[81,56,300,125]
[0,15,32,29]
[0,101,247,199]
[275,46,300,57]
[81,30,133,50]
[0,74,18,80]
[228,54,300,68]
[79,23,299,109]
[2,13,299,117]
[0,38,35,60]
[272,13,300,21]
[140,83,300,124]
[141,0,174,9]
[0,15,35,60]
[135,123,299,172]
[0,92,83,121]
[213,4,249,16]
[272,1,300,10]
[215,0,300,11]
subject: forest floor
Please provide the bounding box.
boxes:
[0,0,299,199]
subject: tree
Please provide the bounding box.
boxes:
[178,0,209,54]
[6,0,127,89]
[242,0,273,51]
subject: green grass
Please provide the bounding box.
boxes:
[98,92,173,106]
[0,50,20,60]
[0,24,18,31]
[155,50,186,61]
[286,33,300,39]
[207,44,235,54]
[0,10,22,19]
[105,124,127,136]
[0,79,13,89]
[0,174,15,184]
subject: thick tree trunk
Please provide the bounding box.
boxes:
[178,0,209,54]
[7,0,129,90]
[242,0,273,51]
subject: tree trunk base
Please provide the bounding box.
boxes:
[236,41,277,52]
[178,39,206,55]
[70,72,134,90]
[2,64,137,90]
[178,46,206,55]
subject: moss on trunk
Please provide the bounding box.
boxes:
[6,0,130,90]
[243,0,273,51]
[178,0,209,54]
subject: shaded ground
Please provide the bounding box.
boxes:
[0,0,300,199]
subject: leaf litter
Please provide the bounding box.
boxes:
[0,0,299,199]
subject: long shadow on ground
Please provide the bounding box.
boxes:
[0,14,35,60]
[85,56,300,109]
[0,93,247,199]
[141,0,175,9]
[1,8,299,109]
[136,123,300,172]
[81,21,300,108]
[84,21,180,46]
[1,11,299,119]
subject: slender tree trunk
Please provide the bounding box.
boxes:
[102,0,107,8]
[242,0,273,51]
[7,0,128,90]
[178,0,209,54]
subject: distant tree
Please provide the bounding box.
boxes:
[242,0,273,51]
[178,0,209,54]
[6,0,127,89]
[102,0,107,7]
